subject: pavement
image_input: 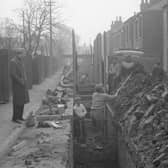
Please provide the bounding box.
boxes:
[0,71,62,159]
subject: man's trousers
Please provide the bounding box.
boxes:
[12,104,24,121]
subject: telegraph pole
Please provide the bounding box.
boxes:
[49,0,53,57]
[103,31,107,89]
[72,30,77,98]
[45,0,55,57]
[22,11,25,48]
[90,44,94,84]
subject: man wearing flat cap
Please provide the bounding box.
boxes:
[10,49,29,124]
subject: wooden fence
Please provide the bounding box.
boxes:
[0,49,58,103]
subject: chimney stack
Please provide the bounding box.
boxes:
[119,16,122,22]
[140,0,149,12]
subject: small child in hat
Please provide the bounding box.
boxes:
[73,97,87,143]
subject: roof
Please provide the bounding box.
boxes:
[112,49,144,58]
[148,0,168,10]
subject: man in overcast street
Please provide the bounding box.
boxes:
[10,49,29,124]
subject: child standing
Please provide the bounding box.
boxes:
[73,97,87,143]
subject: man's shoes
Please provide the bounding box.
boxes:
[12,120,22,124]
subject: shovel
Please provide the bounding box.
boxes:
[115,73,133,96]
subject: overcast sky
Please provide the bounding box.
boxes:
[0,0,140,44]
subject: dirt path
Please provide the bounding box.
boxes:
[0,86,73,168]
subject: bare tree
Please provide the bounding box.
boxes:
[52,23,81,55]
[0,18,21,49]
[17,0,62,56]
[38,24,73,56]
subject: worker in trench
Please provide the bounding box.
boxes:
[108,55,135,94]
[73,96,87,143]
[151,62,166,82]
[10,49,29,124]
[91,84,119,140]
[108,57,122,93]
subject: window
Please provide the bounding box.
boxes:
[139,16,143,38]
[135,19,138,39]
[167,10,168,37]
[127,25,129,42]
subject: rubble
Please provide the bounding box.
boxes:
[111,64,168,168]
[37,121,63,129]
[26,111,36,128]
[38,87,68,116]
[12,140,27,152]
[1,124,71,168]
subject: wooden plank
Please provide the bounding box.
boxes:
[36,114,72,122]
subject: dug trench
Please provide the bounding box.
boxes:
[74,65,168,168]
[73,86,120,168]
[73,114,119,168]
[73,106,138,168]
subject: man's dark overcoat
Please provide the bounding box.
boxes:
[10,56,29,105]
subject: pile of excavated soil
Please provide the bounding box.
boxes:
[111,67,168,168]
